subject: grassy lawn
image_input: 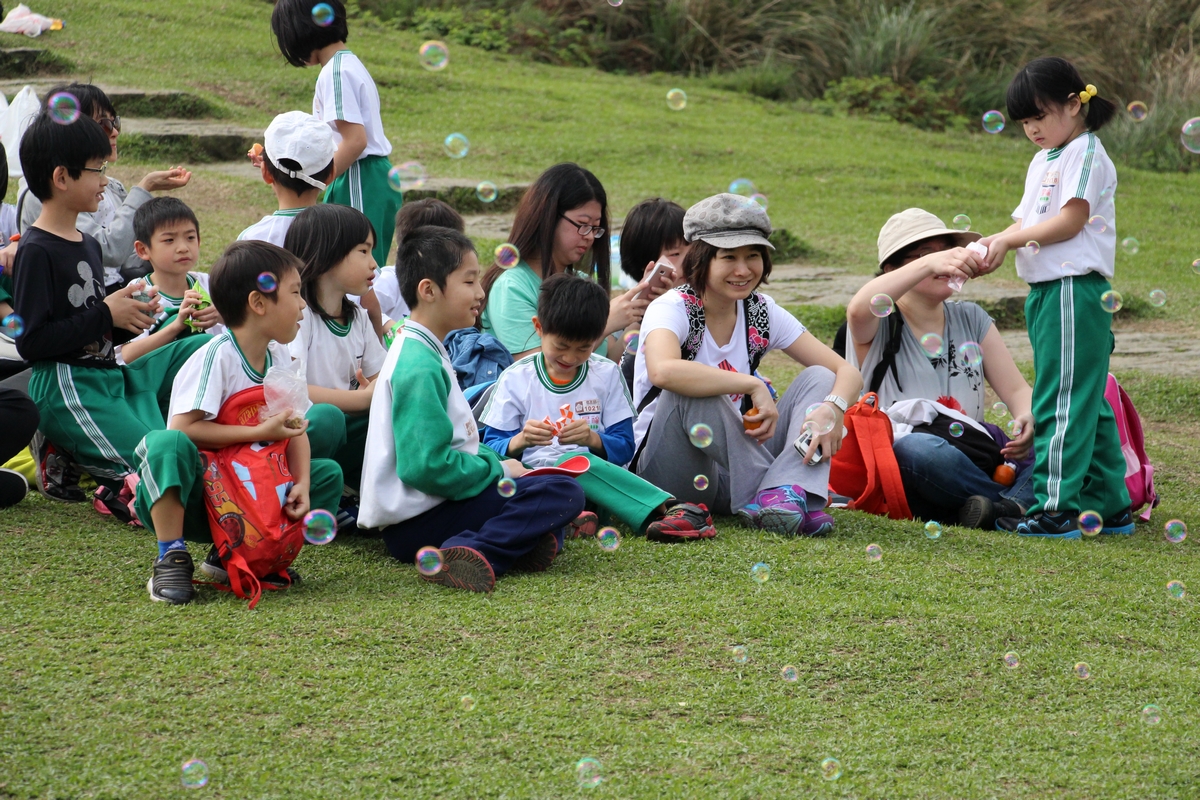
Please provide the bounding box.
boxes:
[2,2,1200,797]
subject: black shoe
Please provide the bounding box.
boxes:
[200,547,299,587]
[0,468,28,508]
[147,549,197,604]
[996,511,1081,539]
[1101,507,1136,535]
[959,496,1024,531]
[31,431,86,503]
[510,534,560,573]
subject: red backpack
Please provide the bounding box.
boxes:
[200,386,305,608]
[829,392,912,520]
[1104,373,1159,521]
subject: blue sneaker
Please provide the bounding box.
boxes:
[1100,508,1136,535]
[996,511,1081,540]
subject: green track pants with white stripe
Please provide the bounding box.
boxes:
[1026,273,1130,517]
[323,154,402,268]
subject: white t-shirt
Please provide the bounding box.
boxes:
[168,331,290,422]
[287,304,387,390]
[1013,132,1117,283]
[237,209,303,248]
[313,50,392,159]
[480,353,635,467]
[373,265,409,322]
[632,289,806,444]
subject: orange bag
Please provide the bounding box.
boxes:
[829,393,911,520]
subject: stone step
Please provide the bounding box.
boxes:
[0,48,72,79]
[119,118,258,164]
[0,80,217,118]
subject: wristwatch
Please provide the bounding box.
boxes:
[823,394,848,413]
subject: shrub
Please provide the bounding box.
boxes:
[818,75,967,132]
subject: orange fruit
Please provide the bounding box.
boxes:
[992,464,1016,486]
[744,407,762,431]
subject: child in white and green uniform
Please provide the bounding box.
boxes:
[980,57,1131,538]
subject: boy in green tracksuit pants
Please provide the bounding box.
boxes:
[481,273,717,542]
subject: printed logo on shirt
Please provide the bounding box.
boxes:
[465,418,476,439]
[575,398,601,416]
[718,359,744,403]
[1036,170,1060,215]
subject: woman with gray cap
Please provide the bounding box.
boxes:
[631,194,862,537]
[845,208,1036,529]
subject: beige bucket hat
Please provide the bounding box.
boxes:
[877,208,981,267]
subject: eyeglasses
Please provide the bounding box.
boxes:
[96,116,121,134]
[81,162,109,177]
[559,214,605,239]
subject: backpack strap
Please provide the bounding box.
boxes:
[867,312,905,395]
[744,290,771,375]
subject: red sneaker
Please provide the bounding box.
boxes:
[510,533,560,573]
[646,503,717,542]
[420,546,496,592]
[565,510,599,539]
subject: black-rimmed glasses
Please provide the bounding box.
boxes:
[81,162,109,177]
[559,214,605,238]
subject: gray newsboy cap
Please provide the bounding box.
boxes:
[683,193,774,250]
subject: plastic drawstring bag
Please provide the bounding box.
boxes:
[263,361,311,428]
[0,5,64,37]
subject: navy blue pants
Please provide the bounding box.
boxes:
[893,432,1036,523]
[379,475,585,576]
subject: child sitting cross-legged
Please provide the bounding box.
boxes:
[481,273,716,542]
[358,226,587,592]
[135,241,344,604]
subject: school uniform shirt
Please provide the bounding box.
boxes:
[479,352,637,467]
[168,331,289,422]
[313,50,392,158]
[1013,132,1117,283]
[116,272,223,364]
[287,304,387,390]
[373,266,409,323]
[358,320,506,529]
[237,209,303,247]
[632,288,806,445]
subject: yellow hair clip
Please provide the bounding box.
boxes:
[1079,84,1097,103]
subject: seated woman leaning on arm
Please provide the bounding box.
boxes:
[632,194,862,537]
[846,208,1036,530]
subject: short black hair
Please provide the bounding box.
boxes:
[619,198,685,282]
[43,83,117,120]
[133,197,200,246]
[537,272,608,344]
[19,112,112,202]
[1006,56,1117,131]
[396,198,464,243]
[209,240,302,328]
[284,204,375,322]
[264,148,334,196]
[682,240,773,298]
[271,0,349,68]
[397,226,476,310]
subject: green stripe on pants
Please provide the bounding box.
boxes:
[554,452,672,532]
[322,154,403,267]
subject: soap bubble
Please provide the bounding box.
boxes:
[1141,704,1161,724]
[750,562,769,584]
[576,757,603,788]
[256,272,278,292]
[1126,101,1148,121]
[48,92,80,125]
[919,332,944,358]
[1003,651,1020,669]
[780,665,798,682]
[1193,258,1200,275]
[952,214,972,232]
[1164,519,1187,544]
[622,329,639,351]
[311,3,335,26]
[1086,215,1108,234]
[415,546,443,576]
[494,243,521,268]
[418,40,449,71]
[866,543,882,562]
[497,477,516,498]
[749,193,768,209]
[1005,418,1021,437]
[869,293,894,317]
[1100,290,1123,313]
[597,527,620,551]
[731,645,748,663]
[949,422,964,437]
[728,178,755,196]
[959,340,983,367]
[607,0,623,5]
[820,757,842,781]
[924,520,942,540]
[1182,117,1200,154]
[1074,661,1091,680]
[982,110,1005,133]
[387,161,426,192]
[688,423,714,448]
[475,181,498,203]
[1062,261,1076,271]
[992,402,1009,418]
[1121,237,1140,255]
[666,88,687,110]
[693,474,709,491]
[460,695,476,712]
[443,132,469,159]
[302,509,337,545]
[1149,289,1166,307]
[803,403,837,435]
[181,759,209,789]
[1,314,24,337]
[1026,240,1041,254]
[1167,580,1185,599]
[1078,510,1102,537]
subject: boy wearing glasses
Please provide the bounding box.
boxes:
[12,112,208,503]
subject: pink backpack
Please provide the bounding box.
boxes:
[1105,374,1159,521]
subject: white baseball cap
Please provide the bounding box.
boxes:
[264,111,336,191]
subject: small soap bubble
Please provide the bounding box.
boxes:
[1193,258,1200,275]
[311,2,335,26]
[728,178,755,196]
[443,132,469,159]
[803,403,837,435]
[256,272,278,292]
[1100,290,1123,313]
[1149,288,1166,307]
[1141,704,1161,724]
[924,520,942,540]
[693,474,709,491]
[597,527,620,551]
[1086,215,1108,234]
[992,402,1009,418]
[302,509,338,545]
[952,214,972,231]
[1078,510,1102,537]
[460,695,476,712]
[865,543,882,562]
[1164,519,1187,544]
[48,91,80,125]
[1062,261,1076,271]
[622,329,639,351]
[1074,661,1091,680]
[1126,100,1148,121]
[607,0,623,6]
[181,759,209,789]
[1182,117,1200,154]
[418,40,449,71]
[750,562,769,585]
[1167,580,1185,599]
[1121,237,1140,255]
[982,109,1005,133]
[780,664,798,682]
[475,181,498,203]
[415,546,443,576]
[688,423,714,448]
[959,340,983,367]
[494,243,521,268]
[919,332,944,358]
[1005,418,1021,437]
[1,313,24,337]
[576,757,603,789]
[820,757,842,781]
[388,161,426,193]
[869,293,894,317]
[749,193,768,209]
[666,88,687,110]
[731,645,748,663]
[949,422,964,437]
[1003,651,1020,669]
[1026,240,1041,254]
[497,477,517,498]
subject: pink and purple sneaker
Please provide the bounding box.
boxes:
[737,485,834,537]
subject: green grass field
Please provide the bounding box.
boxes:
[2,2,1200,797]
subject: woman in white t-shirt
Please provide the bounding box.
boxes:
[633,195,862,537]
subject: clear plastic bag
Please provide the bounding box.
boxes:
[263,361,312,427]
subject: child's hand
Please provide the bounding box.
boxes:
[977,236,1010,274]
[189,302,222,330]
[503,459,529,478]
[1001,413,1035,460]
[248,143,265,169]
[257,408,309,442]
[104,283,157,333]
[284,481,310,521]
[0,241,17,272]
[139,166,192,193]
[556,418,594,447]
[519,418,556,447]
[353,369,375,405]
[924,247,981,282]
